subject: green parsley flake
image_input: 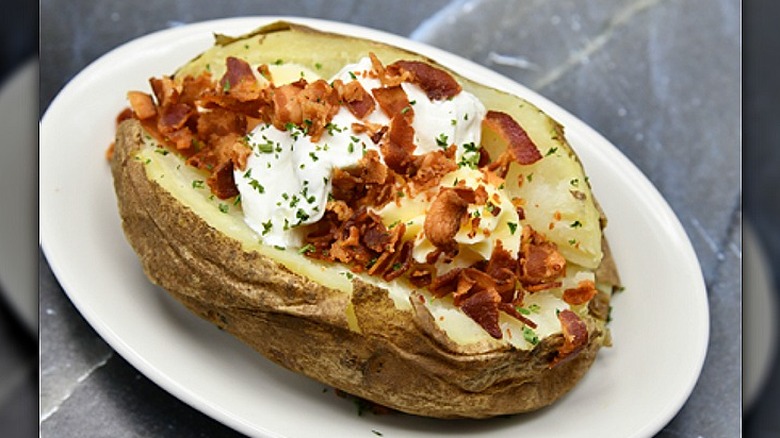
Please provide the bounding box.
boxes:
[261,220,272,235]
[522,327,539,345]
[249,179,265,194]
[298,244,316,254]
[192,180,205,189]
[436,133,449,148]
[507,222,518,235]
[545,147,558,156]
[570,220,583,228]
[218,203,229,214]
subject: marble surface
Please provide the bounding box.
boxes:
[37,0,749,437]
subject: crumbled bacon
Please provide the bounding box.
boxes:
[372,85,412,119]
[270,79,340,142]
[333,79,376,119]
[459,287,502,339]
[207,160,240,199]
[483,111,542,165]
[387,60,462,100]
[550,309,589,368]
[380,115,416,174]
[563,280,598,306]
[127,91,157,120]
[518,226,566,288]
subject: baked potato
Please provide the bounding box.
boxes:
[110,21,620,418]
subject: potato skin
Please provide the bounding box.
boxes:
[111,119,608,418]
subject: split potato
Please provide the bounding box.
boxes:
[110,21,620,418]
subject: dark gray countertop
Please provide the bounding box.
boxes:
[36,0,754,437]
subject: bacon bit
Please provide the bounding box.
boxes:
[408,263,436,287]
[382,240,414,281]
[158,102,195,134]
[196,108,247,143]
[519,227,566,287]
[483,111,542,165]
[179,73,214,106]
[409,149,457,193]
[424,188,470,254]
[149,76,178,107]
[271,79,340,142]
[334,79,376,119]
[429,267,463,297]
[220,57,261,102]
[372,85,412,119]
[369,52,410,87]
[257,64,272,82]
[380,115,416,174]
[206,160,240,199]
[460,288,502,339]
[550,309,589,368]
[563,280,598,306]
[388,60,462,100]
[473,185,489,205]
[127,91,157,120]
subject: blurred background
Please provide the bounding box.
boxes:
[0,0,38,436]
[0,0,772,436]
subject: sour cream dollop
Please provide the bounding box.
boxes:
[235,57,486,248]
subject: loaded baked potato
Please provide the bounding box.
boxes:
[109,21,620,418]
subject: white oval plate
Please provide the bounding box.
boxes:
[40,17,708,438]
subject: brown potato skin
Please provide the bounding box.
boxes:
[112,117,609,417]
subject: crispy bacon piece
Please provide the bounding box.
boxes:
[550,309,589,368]
[459,287,502,339]
[409,148,457,193]
[127,91,157,120]
[206,160,239,199]
[380,115,417,174]
[424,188,470,255]
[483,111,542,165]
[158,102,195,134]
[372,85,412,119]
[333,79,376,119]
[270,79,341,142]
[220,57,260,102]
[388,60,462,100]
[563,280,598,306]
[519,226,566,287]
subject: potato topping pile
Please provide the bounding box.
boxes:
[117,53,593,358]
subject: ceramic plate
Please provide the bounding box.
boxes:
[40,17,708,438]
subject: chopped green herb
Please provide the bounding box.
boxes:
[315,62,323,70]
[261,220,272,235]
[508,222,518,234]
[154,148,169,156]
[435,133,449,148]
[528,304,541,313]
[274,59,284,65]
[274,245,286,250]
[249,179,265,194]
[522,327,539,345]
[348,71,357,80]
[192,180,205,189]
[371,430,383,437]
[516,306,531,315]
[222,79,231,92]
[218,203,229,213]
[545,147,558,156]
[309,151,319,162]
[527,173,534,182]
[298,243,316,254]
[570,220,583,228]
[570,178,579,187]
